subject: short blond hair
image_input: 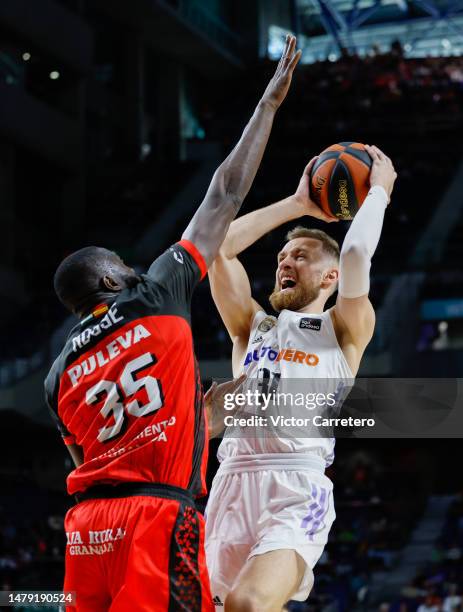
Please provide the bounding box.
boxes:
[285,226,340,262]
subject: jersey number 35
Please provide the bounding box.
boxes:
[86,352,164,443]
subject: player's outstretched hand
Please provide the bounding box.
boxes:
[365,144,397,202]
[261,35,302,111]
[293,157,339,223]
[205,374,246,439]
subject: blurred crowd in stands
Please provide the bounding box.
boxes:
[417,270,463,352]
[287,43,463,121]
[0,515,64,591]
[379,494,463,612]
[0,506,64,592]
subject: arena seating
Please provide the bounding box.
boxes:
[383,494,463,611]
[0,479,66,592]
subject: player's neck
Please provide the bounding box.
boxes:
[296,294,327,314]
[78,293,116,319]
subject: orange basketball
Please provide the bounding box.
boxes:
[309,142,372,220]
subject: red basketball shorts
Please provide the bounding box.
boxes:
[63,489,214,611]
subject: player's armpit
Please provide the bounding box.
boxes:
[67,443,84,468]
[209,251,262,341]
[334,295,376,351]
[231,335,249,377]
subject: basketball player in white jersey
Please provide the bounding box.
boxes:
[205,145,397,611]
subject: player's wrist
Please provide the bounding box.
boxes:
[288,193,308,218]
[258,97,279,113]
[368,184,389,205]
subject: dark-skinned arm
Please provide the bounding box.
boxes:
[182,35,302,267]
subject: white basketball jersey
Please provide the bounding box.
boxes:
[217,308,354,467]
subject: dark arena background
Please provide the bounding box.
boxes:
[1,0,463,610]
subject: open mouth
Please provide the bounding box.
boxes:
[281,278,297,291]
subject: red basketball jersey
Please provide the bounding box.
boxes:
[44,240,209,497]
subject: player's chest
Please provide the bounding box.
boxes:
[244,314,330,373]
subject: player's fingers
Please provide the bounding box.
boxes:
[283,34,290,52]
[287,35,296,54]
[284,36,296,64]
[367,145,382,165]
[283,34,291,56]
[378,150,389,163]
[205,381,218,398]
[381,155,393,171]
[303,156,318,175]
[288,48,302,72]
[223,374,247,395]
[377,146,390,159]
[290,35,297,54]
[204,382,218,405]
[277,35,290,67]
[371,145,385,160]
[215,375,246,398]
[365,144,378,162]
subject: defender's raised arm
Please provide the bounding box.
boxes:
[182,35,301,267]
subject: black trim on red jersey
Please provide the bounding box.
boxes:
[74,482,194,505]
[168,503,201,612]
[178,239,207,280]
[45,362,73,439]
[47,399,73,439]
[187,358,206,496]
[147,242,203,306]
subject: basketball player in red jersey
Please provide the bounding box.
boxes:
[44,36,301,612]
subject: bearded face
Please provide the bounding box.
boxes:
[269,276,321,312]
[268,237,336,313]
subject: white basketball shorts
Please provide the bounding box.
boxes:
[205,453,335,605]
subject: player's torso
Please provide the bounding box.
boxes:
[218,309,353,465]
[48,280,205,495]
[243,309,353,379]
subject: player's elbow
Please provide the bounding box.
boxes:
[213,187,243,215]
[340,242,370,267]
[216,240,237,261]
[212,166,245,211]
